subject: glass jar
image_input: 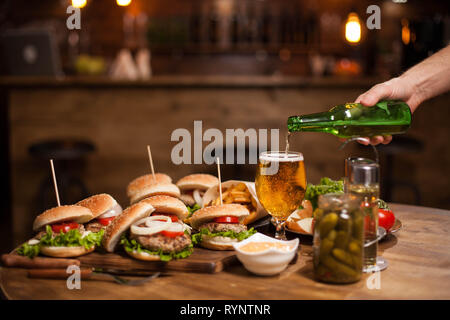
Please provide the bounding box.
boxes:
[313,193,364,284]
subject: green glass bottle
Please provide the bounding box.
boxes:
[287,100,412,138]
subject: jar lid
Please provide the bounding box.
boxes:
[348,161,380,185]
[344,157,376,177]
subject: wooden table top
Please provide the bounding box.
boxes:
[1,203,450,300]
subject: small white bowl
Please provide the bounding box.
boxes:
[232,233,299,276]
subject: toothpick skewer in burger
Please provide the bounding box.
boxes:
[76,193,123,232]
[103,197,193,261]
[176,174,219,211]
[190,204,257,250]
[17,205,104,258]
[126,173,180,205]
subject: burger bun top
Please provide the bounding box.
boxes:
[33,205,94,231]
[76,193,118,219]
[102,201,154,252]
[189,204,249,229]
[141,195,189,221]
[176,174,219,191]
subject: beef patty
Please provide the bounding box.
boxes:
[199,222,247,234]
[130,232,191,253]
[85,221,104,233]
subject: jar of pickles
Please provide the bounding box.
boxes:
[313,193,364,284]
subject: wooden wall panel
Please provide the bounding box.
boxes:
[8,85,450,245]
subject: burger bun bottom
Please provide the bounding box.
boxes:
[126,249,161,261]
[200,235,238,251]
[40,245,95,258]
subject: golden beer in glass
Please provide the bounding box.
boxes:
[255,151,306,239]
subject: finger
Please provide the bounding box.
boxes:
[357,138,370,146]
[357,83,393,106]
[369,136,384,145]
[381,135,393,144]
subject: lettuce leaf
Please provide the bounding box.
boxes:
[17,243,40,258]
[17,225,104,259]
[191,227,257,246]
[187,204,202,218]
[120,234,193,262]
[305,177,344,210]
[40,225,104,249]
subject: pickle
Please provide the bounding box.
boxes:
[348,240,361,255]
[352,215,364,240]
[327,230,337,241]
[334,231,350,249]
[332,248,355,267]
[337,213,352,232]
[319,213,338,238]
[322,256,359,279]
[319,238,334,260]
[352,254,363,271]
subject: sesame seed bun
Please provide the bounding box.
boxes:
[76,194,119,219]
[127,173,172,198]
[32,205,94,232]
[189,204,249,230]
[129,183,181,205]
[141,195,189,221]
[102,201,155,252]
[40,245,95,258]
[176,174,219,191]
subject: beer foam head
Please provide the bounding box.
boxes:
[259,151,304,162]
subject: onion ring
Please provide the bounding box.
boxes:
[193,189,203,206]
[130,216,171,236]
[98,204,123,219]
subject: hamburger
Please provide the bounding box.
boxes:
[176,174,219,210]
[190,204,257,250]
[103,198,193,261]
[18,205,104,258]
[76,193,123,233]
[127,173,180,205]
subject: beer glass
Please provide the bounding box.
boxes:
[255,151,306,240]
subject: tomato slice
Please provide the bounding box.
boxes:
[214,216,239,224]
[51,222,79,233]
[152,213,178,222]
[97,217,115,226]
[160,230,184,238]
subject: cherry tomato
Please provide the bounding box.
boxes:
[160,230,184,238]
[378,209,395,231]
[97,217,115,226]
[213,216,239,224]
[51,222,79,233]
[152,213,178,222]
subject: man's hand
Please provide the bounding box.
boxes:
[351,45,450,145]
[353,77,418,145]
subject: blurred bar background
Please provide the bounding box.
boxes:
[0,0,449,251]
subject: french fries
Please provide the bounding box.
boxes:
[209,183,257,222]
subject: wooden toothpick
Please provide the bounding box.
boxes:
[50,159,61,207]
[147,145,156,181]
[216,157,223,205]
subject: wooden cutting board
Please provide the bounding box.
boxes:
[78,248,238,274]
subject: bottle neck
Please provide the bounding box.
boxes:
[287,111,333,132]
